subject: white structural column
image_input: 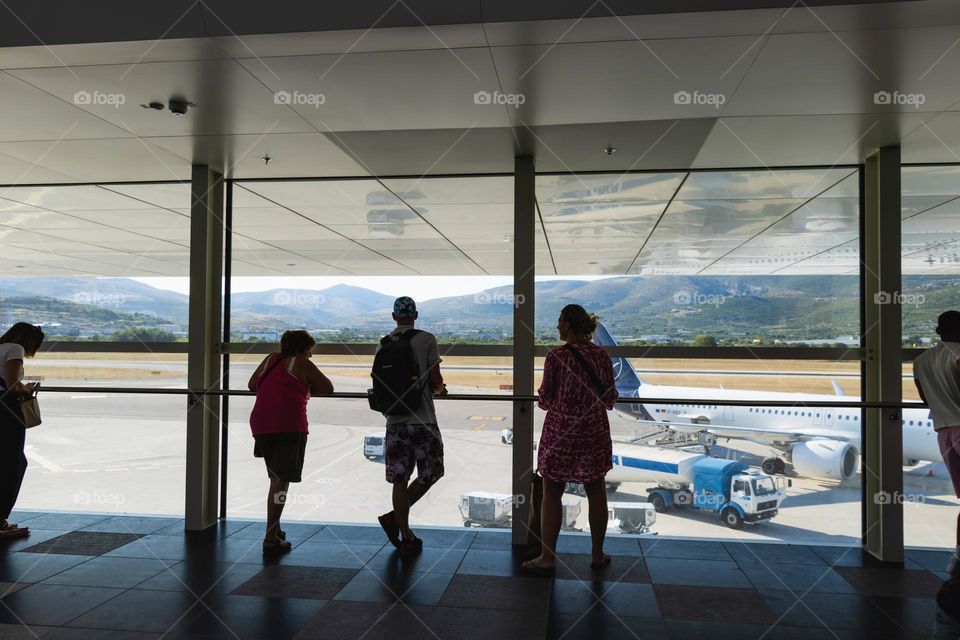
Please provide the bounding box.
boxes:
[862,146,904,562]
[513,155,536,545]
[186,165,224,531]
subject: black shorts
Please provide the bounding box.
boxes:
[254,432,307,483]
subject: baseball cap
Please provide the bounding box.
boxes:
[393,296,417,318]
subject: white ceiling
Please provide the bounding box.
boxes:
[0,1,959,278]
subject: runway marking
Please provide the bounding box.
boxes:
[24,446,64,472]
[468,416,504,422]
[470,423,488,431]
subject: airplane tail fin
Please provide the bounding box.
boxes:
[593,323,644,394]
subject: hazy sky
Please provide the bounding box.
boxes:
[132,275,617,301]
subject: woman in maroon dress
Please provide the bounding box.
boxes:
[523,305,618,573]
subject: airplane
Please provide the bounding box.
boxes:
[594,323,941,482]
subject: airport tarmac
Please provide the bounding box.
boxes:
[15,366,958,550]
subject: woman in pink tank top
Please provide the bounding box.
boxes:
[248,330,334,552]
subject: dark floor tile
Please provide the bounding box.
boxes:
[0,583,123,626]
[293,601,436,640]
[640,538,732,562]
[0,581,29,597]
[429,605,548,640]
[554,553,649,583]
[43,630,164,640]
[133,559,262,594]
[645,557,751,588]
[228,522,324,542]
[64,588,221,633]
[868,595,938,636]
[439,574,552,611]
[307,525,392,546]
[41,556,171,588]
[334,569,453,606]
[812,545,926,570]
[724,542,826,566]
[104,534,210,561]
[555,534,642,557]
[550,611,670,640]
[151,519,255,539]
[366,544,466,574]
[763,589,899,632]
[408,528,476,549]
[468,531,512,551]
[232,565,357,600]
[456,548,530,577]
[835,565,944,597]
[0,552,93,583]
[12,515,109,531]
[655,584,776,624]
[21,532,142,556]
[171,594,325,639]
[275,542,384,569]
[80,517,182,535]
[203,537,286,566]
[0,623,56,639]
[551,579,660,617]
[0,530,72,555]
[738,560,858,593]
[906,548,953,573]
[664,619,837,640]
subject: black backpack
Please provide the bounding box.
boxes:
[369,329,424,416]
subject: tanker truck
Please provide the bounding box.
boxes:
[608,443,789,529]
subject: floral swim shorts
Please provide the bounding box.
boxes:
[384,422,445,485]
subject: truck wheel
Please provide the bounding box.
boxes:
[649,493,667,512]
[721,508,743,529]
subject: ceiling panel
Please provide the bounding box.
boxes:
[238,48,507,132]
[0,138,191,182]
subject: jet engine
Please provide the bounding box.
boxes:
[790,439,858,481]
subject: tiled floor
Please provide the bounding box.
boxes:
[0,511,949,639]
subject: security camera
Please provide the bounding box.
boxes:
[168,97,190,115]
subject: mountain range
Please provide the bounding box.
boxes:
[1,275,957,343]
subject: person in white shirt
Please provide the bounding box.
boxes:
[914,310,960,573]
[0,322,44,539]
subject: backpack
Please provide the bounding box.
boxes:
[369,329,424,416]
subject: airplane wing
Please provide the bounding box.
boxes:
[634,419,858,447]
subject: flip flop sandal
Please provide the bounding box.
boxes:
[521,559,555,577]
[262,538,292,553]
[378,513,401,549]
[590,556,612,570]
[0,525,29,539]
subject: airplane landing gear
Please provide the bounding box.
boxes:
[762,457,786,474]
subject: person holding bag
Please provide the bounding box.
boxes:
[523,305,617,575]
[248,330,334,552]
[0,322,44,539]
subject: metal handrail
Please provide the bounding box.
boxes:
[37,385,927,409]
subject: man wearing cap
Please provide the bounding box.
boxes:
[915,310,960,573]
[376,297,447,552]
